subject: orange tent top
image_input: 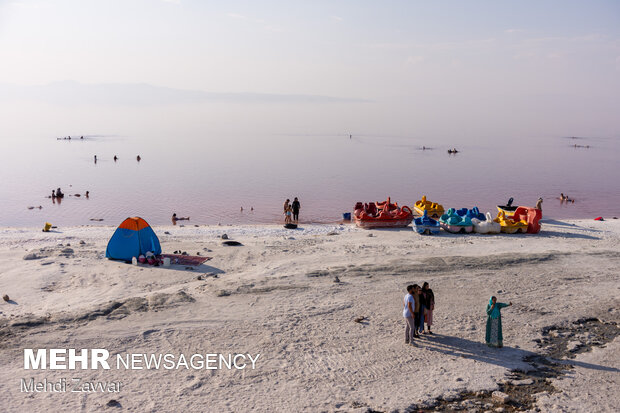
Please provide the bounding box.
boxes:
[118,217,150,231]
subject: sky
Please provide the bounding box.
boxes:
[0,0,619,140]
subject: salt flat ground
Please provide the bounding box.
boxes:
[0,220,618,412]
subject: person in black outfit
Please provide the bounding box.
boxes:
[292,197,301,222]
[422,282,435,334]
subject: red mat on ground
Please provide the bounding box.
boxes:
[161,254,212,266]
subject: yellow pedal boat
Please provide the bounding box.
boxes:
[414,195,445,219]
[493,211,528,234]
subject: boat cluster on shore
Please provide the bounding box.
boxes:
[353,196,542,235]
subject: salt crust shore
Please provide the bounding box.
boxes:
[0,219,618,412]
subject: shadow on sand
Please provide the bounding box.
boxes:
[417,333,531,370]
[118,260,224,275]
[156,263,224,275]
[366,227,414,233]
[417,333,617,373]
[536,230,600,240]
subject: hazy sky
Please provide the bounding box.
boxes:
[1,0,619,139]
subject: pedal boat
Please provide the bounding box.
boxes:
[472,212,501,234]
[439,208,474,233]
[414,195,445,219]
[493,211,528,234]
[354,199,414,229]
[414,210,440,235]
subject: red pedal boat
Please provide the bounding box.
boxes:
[354,198,414,229]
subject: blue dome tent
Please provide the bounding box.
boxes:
[105,217,161,261]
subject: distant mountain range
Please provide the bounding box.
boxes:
[0,81,368,105]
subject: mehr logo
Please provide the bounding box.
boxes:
[24,349,110,370]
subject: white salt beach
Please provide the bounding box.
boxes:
[0,219,618,412]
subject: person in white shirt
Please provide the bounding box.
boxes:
[403,285,416,345]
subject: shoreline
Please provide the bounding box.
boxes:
[1,216,618,231]
[5,210,620,230]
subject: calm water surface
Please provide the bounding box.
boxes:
[1,112,618,227]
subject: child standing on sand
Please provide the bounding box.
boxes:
[285,205,293,224]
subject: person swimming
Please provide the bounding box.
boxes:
[172,213,190,224]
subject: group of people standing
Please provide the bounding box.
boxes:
[283,197,301,224]
[402,282,435,344]
[402,284,514,349]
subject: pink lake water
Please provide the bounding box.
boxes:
[1,133,618,228]
[0,101,618,227]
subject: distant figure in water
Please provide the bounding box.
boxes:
[56,188,64,198]
[448,148,459,154]
[137,155,141,162]
[80,136,84,139]
[251,207,254,211]
[536,197,543,211]
[85,191,90,198]
[114,155,118,162]
[51,190,56,198]
[422,146,426,150]
[559,193,575,203]
[240,207,244,212]
[94,155,97,163]
[349,134,352,139]
[68,136,71,140]
[172,213,189,225]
